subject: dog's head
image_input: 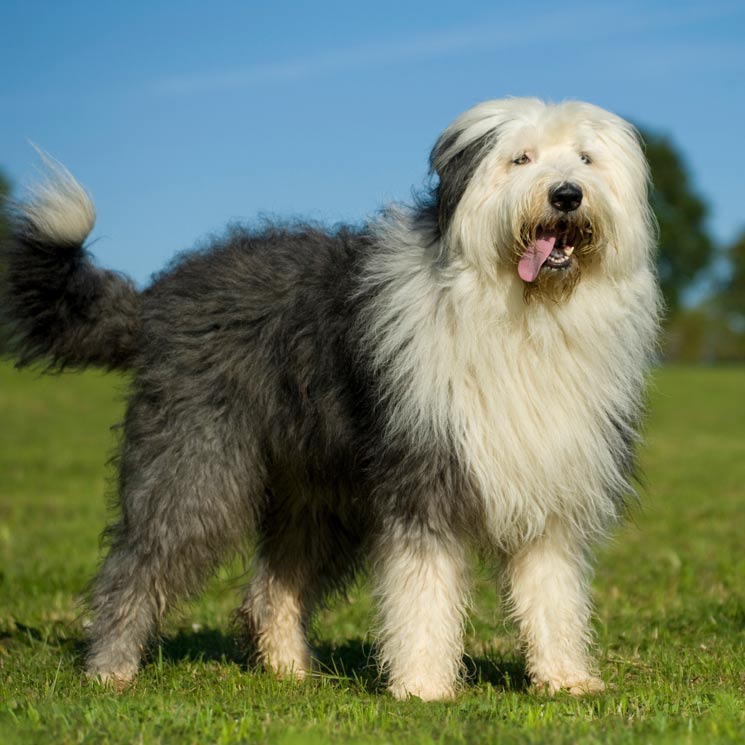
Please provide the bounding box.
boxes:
[429,98,655,300]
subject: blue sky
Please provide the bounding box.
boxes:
[1,0,743,286]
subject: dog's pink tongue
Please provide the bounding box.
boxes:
[518,232,556,282]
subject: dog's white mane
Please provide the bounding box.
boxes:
[364,99,660,548]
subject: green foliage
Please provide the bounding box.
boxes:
[0,171,8,252]
[0,171,9,252]
[720,230,745,322]
[664,302,745,363]
[0,171,11,351]
[640,131,715,314]
[661,228,745,362]
[1,363,744,743]
[0,171,8,203]
[636,131,745,361]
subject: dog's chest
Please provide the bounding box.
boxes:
[446,332,622,544]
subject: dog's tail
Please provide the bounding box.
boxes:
[1,154,141,371]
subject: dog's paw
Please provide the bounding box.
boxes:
[271,663,310,681]
[388,679,456,702]
[85,661,137,692]
[85,668,136,692]
[535,674,605,696]
[259,647,313,681]
[564,676,605,696]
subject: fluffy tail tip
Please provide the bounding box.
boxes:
[18,147,96,246]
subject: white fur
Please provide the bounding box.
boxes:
[21,148,96,245]
[367,99,658,548]
[241,560,312,679]
[506,517,604,693]
[442,99,654,282]
[372,525,469,701]
[365,98,660,696]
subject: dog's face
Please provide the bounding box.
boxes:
[430,99,654,299]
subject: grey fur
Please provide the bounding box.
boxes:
[2,216,480,681]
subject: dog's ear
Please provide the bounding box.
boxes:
[429,130,497,238]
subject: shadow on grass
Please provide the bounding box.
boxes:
[7,621,529,694]
[8,621,87,661]
[465,654,530,692]
[312,639,380,693]
[155,626,245,665]
[313,640,530,694]
[156,629,530,695]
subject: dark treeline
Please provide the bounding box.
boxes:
[641,130,745,362]
[0,172,10,352]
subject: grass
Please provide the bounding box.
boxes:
[0,362,743,744]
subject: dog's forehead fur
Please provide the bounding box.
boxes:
[419,97,656,294]
[432,98,639,171]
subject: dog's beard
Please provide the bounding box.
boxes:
[521,260,579,302]
[516,216,602,302]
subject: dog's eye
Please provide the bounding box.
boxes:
[513,153,531,165]
[580,153,592,165]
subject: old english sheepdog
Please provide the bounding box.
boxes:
[2,98,660,700]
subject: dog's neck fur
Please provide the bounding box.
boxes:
[363,209,660,549]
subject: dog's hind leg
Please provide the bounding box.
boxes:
[372,523,469,701]
[506,517,605,695]
[239,497,362,679]
[85,403,262,687]
[240,555,312,680]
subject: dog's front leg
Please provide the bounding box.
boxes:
[373,523,469,701]
[506,517,605,695]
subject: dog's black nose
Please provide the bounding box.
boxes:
[549,182,583,212]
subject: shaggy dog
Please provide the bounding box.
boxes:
[2,98,659,700]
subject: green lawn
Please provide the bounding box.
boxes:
[1,363,743,744]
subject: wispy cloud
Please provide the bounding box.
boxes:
[151,25,517,95]
[151,1,743,95]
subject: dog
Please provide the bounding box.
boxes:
[2,98,660,700]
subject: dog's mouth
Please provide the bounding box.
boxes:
[518,220,591,283]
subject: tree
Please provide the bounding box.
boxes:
[0,172,11,351]
[639,130,715,314]
[720,230,745,324]
[0,171,8,236]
